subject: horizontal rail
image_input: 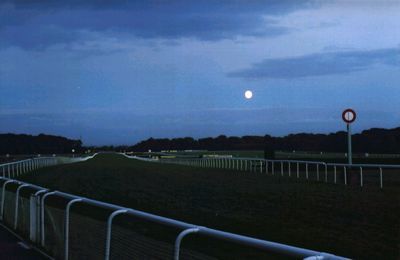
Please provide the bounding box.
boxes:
[159,156,400,169]
[0,154,97,179]
[135,153,400,189]
[0,176,350,259]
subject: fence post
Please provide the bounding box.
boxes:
[288,162,291,177]
[1,180,15,220]
[324,164,328,183]
[281,162,284,176]
[41,191,57,247]
[344,167,347,185]
[296,163,299,178]
[272,161,274,175]
[104,209,128,260]
[379,168,383,189]
[31,189,47,242]
[360,167,363,187]
[65,198,83,260]
[334,166,337,184]
[14,184,30,229]
[173,227,200,260]
[306,164,309,179]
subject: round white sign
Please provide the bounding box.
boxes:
[342,109,356,124]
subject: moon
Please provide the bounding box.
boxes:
[244,90,253,99]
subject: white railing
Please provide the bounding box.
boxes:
[0,154,97,179]
[143,156,400,189]
[0,175,350,260]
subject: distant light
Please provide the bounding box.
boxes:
[244,90,253,99]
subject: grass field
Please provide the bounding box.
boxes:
[17,153,400,259]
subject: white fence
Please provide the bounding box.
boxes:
[144,156,400,189]
[0,155,94,179]
[0,155,350,259]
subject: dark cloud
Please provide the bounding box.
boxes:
[3,0,309,12]
[1,0,131,9]
[0,1,313,49]
[228,48,400,79]
[0,25,80,50]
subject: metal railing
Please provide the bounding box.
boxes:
[0,155,94,179]
[0,175,350,260]
[139,156,400,189]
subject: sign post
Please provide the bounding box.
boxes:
[342,109,356,165]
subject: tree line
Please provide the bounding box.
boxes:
[0,133,83,154]
[2,127,400,155]
[130,127,400,154]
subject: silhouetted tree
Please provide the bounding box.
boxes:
[130,127,400,154]
[0,133,83,154]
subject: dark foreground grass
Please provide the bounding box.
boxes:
[18,154,400,259]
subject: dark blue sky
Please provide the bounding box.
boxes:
[1,0,400,145]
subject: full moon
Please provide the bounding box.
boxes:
[244,90,253,99]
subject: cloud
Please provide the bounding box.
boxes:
[0,0,313,49]
[227,47,400,79]
[0,25,81,50]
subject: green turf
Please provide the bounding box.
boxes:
[17,154,400,259]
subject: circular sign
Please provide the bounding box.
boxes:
[342,108,356,124]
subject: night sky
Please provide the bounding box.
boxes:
[1,1,399,145]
